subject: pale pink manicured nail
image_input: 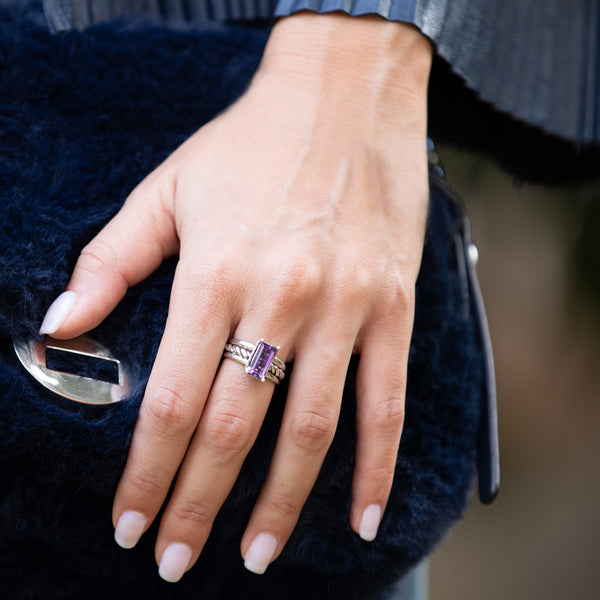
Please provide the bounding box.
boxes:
[244,533,278,575]
[39,291,77,334]
[114,511,147,549]
[359,504,382,542]
[159,543,193,583]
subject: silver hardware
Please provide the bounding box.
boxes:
[13,335,131,405]
[468,243,479,267]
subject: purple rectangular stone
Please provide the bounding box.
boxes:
[245,340,278,381]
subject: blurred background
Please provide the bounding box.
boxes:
[429,147,600,599]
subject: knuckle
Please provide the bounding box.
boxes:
[270,256,322,312]
[383,275,415,312]
[326,261,378,314]
[127,469,164,497]
[264,490,301,520]
[142,378,195,437]
[287,407,337,453]
[170,496,213,527]
[202,405,255,457]
[178,258,239,311]
[341,262,373,302]
[370,396,405,436]
[78,238,124,281]
[360,463,397,490]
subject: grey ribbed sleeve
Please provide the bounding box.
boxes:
[42,0,600,145]
[415,0,600,144]
[42,0,280,30]
[274,0,417,21]
[274,0,600,144]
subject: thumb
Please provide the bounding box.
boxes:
[40,180,179,339]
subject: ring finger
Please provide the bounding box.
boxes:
[240,322,359,574]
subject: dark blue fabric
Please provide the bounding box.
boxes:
[0,5,484,598]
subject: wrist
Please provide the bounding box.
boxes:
[257,11,432,131]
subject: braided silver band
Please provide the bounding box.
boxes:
[223,338,286,384]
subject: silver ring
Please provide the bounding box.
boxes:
[223,338,286,384]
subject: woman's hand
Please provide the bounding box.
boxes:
[40,11,432,582]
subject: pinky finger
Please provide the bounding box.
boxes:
[351,307,414,541]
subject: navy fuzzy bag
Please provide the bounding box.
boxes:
[0,3,497,598]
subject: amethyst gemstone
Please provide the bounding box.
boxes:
[245,340,278,381]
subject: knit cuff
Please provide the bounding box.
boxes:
[273,0,418,24]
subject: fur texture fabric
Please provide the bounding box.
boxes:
[0,3,484,598]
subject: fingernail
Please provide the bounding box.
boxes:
[114,511,147,549]
[159,543,193,583]
[359,504,382,542]
[244,533,278,575]
[39,291,77,334]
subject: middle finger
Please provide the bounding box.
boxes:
[154,323,296,582]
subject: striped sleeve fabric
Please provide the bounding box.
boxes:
[42,0,600,145]
[275,0,600,145]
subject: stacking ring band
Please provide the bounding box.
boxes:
[223,338,286,384]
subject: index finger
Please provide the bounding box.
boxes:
[112,259,235,547]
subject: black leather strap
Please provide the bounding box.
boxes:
[428,164,500,505]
